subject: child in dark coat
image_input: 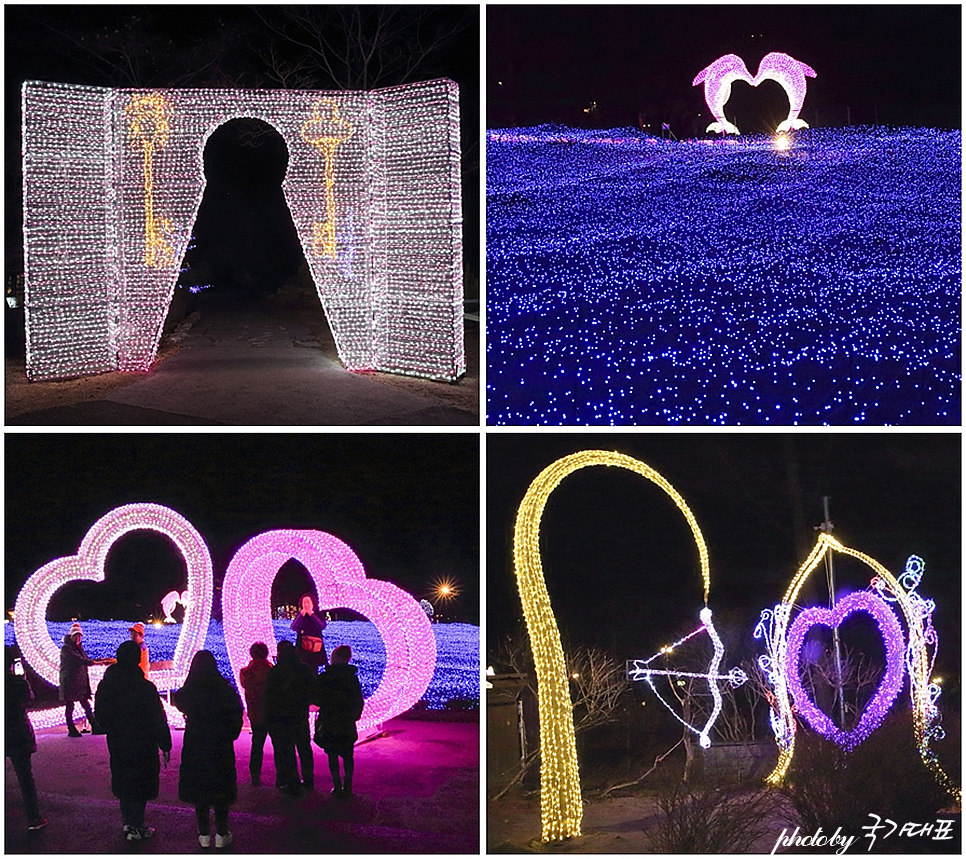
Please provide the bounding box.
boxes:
[315,645,364,798]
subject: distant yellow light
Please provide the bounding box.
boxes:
[431,578,459,602]
[774,134,790,151]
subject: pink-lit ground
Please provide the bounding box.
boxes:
[6,714,479,854]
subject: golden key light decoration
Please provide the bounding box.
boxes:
[125,92,176,268]
[300,98,355,260]
[514,450,712,841]
[22,79,463,383]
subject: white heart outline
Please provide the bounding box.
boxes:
[14,503,213,695]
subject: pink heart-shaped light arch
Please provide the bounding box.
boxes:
[785,590,905,751]
[14,503,213,695]
[692,51,817,134]
[222,530,436,733]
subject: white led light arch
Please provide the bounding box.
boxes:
[22,79,464,382]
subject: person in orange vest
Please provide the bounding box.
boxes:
[129,623,150,678]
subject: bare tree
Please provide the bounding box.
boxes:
[256,6,474,91]
[19,9,237,88]
[799,643,885,730]
[489,633,628,799]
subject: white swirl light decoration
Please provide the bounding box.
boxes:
[872,555,951,794]
[14,503,213,726]
[22,78,463,383]
[692,51,816,135]
[222,530,436,733]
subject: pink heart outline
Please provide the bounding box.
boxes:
[692,51,817,133]
[14,503,214,695]
[222,530,436,733]
[785,591,905,751]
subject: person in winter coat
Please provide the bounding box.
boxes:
[315,644,365,798]
[59,622,107,737]
[173,650,243,849]
[290,593,328,671]
[238,642,273,785]
[94,640,171,842]
[5,647,47,831]
[264,640,316,794]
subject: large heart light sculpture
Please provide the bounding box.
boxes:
[14,503,213,700]
[785,590,904,752]
[692,51,817,134]
[222,530,436,734]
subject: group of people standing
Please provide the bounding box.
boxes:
[242,594,364,800]
[6,594,364,850]
[58,621,148,737]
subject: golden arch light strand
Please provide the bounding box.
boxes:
[22,79,464,382]
[514,450,711,841]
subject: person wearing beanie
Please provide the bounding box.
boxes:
[5,647,47,831]
[129,622,150,679]
[94,640,171,843]
[58,623,108,737]
[173,650,243,849]
[315,645,364,798]
[239,642,273,786]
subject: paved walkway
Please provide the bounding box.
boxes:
[6,715,479,854]
[8,295,478,426]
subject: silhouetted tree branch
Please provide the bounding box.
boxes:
[255,6,473,90]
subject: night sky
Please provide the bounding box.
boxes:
[6,434,479,624]
[486,434,960,682]
[5,5,480,288]
[487,5,961,132]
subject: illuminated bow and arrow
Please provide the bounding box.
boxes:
[627,607,748,748]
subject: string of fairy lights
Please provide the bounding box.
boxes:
[513,450,711,841]
[22,78,463,383]
[692,51,816,135]
[486,125,960,425]
[222,529,437,733]
[13,506,437,738]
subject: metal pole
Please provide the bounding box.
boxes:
[822,496,847,729]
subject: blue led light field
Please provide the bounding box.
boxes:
[6,620,480,710]
[486,126,961,425]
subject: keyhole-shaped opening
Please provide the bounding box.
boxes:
[165,117,333,353]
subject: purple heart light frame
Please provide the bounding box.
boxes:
[785,590,904,752]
